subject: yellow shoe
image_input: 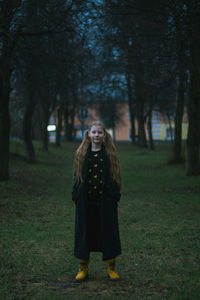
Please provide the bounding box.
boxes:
[75,259,88,282]
[107,258,120,281]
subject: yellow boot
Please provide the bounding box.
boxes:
[75,259,88,282]
[107,258,120,281]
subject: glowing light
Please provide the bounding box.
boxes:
[47,125,56,131]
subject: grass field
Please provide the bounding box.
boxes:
[0,141,200,300]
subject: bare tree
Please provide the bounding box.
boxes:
[0,0,85,175]
[186,0,200,175]
[0,0,24,180]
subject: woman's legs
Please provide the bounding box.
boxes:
[87,201,102,252]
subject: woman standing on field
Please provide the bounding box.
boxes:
[72,120,121,282]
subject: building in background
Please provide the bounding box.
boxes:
[48,103,188,142]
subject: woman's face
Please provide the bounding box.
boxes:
[88,125,105,146]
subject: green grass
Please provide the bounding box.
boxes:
[0,141,200,300]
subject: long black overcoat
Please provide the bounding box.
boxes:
[72,144,121,261]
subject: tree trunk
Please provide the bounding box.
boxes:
[147,109,154,150]
[0,92,10,181]
[186,83,200,175]
[0,2,14,181]
[126,71,136,144]
[137,101,147,148]
[65,119,73,142]
[137,116,147,147]
[167,115,174,142]
[42,116,49,151]
[38,105,49,151]
[64,103,74,142]
[173,19,186,163]
[134,61,147,148]
[112,127,116,142]
[56,104,63,146]
[186,2,200,175]
[173,73,185,162]
[23,95,36,162]
[186,96,200,175]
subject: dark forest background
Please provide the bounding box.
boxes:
[0,0,200,181]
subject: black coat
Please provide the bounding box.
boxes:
[72,144,121,261]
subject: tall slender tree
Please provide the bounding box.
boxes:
[0,0,24,180]
[186,0,200,175]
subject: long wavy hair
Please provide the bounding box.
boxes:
[74,120,121,185]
